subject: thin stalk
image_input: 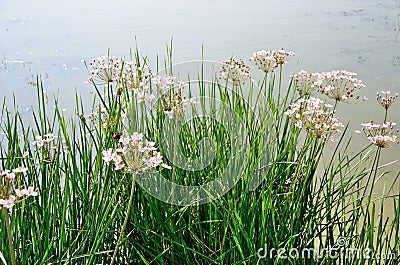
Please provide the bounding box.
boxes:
[3,208,17,265]
[110,173,136,265]
[278,64,283,102]
[383,108,388,123]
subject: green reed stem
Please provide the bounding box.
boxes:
[278,64,283,101]
[2,208,16,265]
[110,173,136,265]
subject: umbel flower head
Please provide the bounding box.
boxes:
[249,50,277,73]
[102,132,171,173]
[376,90,399,110]
[316,70,365,102]
[292,70,321,97]
[361,121,399,148]
[86,55,123,84]
[285,97,344,139]
[220,59,251,86]
[249,48,295,73]
[273,48,295,65]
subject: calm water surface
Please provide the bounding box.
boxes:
[0,0,399,184]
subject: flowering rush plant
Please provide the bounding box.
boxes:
[102,132,171,173]
[220,59,251,86]
[285,97,343,140]
[361,121,399,148]
[0,166,38,209]
[249,48,294,73]
[315,70,365,102]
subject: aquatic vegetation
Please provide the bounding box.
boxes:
[0,166,38,209]
[0,46,399,265]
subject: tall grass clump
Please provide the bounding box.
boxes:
[0,46,399,264]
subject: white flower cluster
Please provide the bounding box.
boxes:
[86,55,123,84]
[220,59,251,86]
[0,166,38,209]
[102,132,171,173]
[315,70,365,102]
[285,97,344,139]
[376,90,399,110]
[249,48,295,73]
[361,121,399,148]
[292,70,321,96]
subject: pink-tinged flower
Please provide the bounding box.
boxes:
[145,142,157,151]
[5,172,16,181]
[273,48,295,65]
[250,49,294,73]
[294,120,303,128]
[114,162,125,171]
[85,55,123,85]
[115,144,126,153]
[103,132,171,173]
[15,188,26,197]
[87,112,98,121]
[131,132,143,142]
[143,152,163,168]
[316,70,365,103]
[362,120,399,148]
[26,187,38,196]
[285,97,343,139]
[119,136,130,145]
[292,70,321,96]
[102,148,115,163]
[164,110,174,119]
[220,59,251,86]
[0,195,16,208]
[13,166,28,174]
[32,136,44,148]
[249,50,277,73]
[376,90,399,110]
[113,154,123,164]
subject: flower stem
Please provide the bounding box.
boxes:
[278,64,283,102]
[2,207,17,265]
[110,173,136,265]
[384,109,388,123]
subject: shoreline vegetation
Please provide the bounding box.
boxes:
[0,46,399,264]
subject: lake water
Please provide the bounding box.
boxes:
[0,0,399,186]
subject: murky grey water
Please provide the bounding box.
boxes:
[0,0,399,186]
